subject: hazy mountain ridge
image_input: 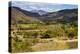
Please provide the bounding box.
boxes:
[40,8,78,23]
[10,6,78,24]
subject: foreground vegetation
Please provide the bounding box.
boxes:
[10,23,78,53]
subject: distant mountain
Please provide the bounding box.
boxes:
[11,6,41,17]
[40,8,78,23]
[9,6,78,24]
[10,7,42,24]
[31,10,48,15]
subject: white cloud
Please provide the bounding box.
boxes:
[11,1,78,12]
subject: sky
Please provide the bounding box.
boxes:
[11,1,78,12]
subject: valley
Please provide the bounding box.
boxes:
[9,5,78,53]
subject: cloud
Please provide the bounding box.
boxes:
[11,1,78,12]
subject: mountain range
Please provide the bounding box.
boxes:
[9,6,78,24]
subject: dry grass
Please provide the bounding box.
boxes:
[32,39,78,51]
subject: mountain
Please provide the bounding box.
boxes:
[9,6,78,24]
[10,7,42,24]
[31,10,48,15]
[40,8,78,23]
[11,6,41,17]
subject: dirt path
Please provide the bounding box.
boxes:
[19,29,47,32]
[34,39,78,46]
[32,39,78,51]
[54,39,78,42]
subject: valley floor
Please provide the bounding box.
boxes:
[32,38,78,51]
[10,24,78,52]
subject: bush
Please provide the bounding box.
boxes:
[65,26,77,39]
[11,37,33,52]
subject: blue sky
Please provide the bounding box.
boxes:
[11,1,78,12]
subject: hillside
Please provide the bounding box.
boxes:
[40,9,78,23]
[10,7,42,24]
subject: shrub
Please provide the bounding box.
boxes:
[64,24,78,39]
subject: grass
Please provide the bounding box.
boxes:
[32,38,78,51]
[10,23,78,52]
